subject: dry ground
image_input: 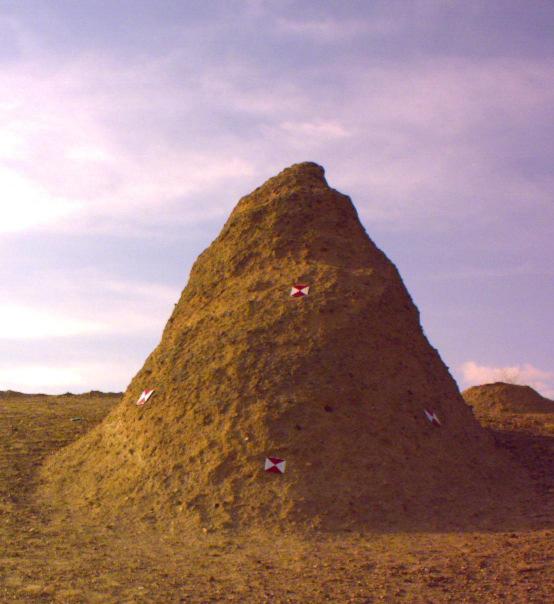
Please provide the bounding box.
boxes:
[0,393,553,603]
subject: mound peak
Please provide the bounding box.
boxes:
[40,162,523,531]
[463,382,554,415]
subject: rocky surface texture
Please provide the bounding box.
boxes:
[40,162,526,531]
[463,382,554,416]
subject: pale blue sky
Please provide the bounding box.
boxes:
[0,1,553,395]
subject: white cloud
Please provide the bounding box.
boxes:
[0,305,103,339]
[0,361,133,394]
[277,119,351,140]
[460,361,554,399]
[0,365,85,392]
[0,168,80,233]
[276,16,398,41]
[102,279,179,303]
[0,7,552,398]
[2,21,552,237]
[326,57,554,227]
[0,54,256,235]
[424,264,553,281]
[0,272,180,341]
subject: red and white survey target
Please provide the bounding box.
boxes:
[290,284,309,297]
[136,389,154,406]
[264,457,286,474]
[424,409,441,426]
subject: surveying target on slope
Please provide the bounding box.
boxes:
[424,409,441,426]
[264,456,286,474]
[136,389,154,406]
[290,284,309,297]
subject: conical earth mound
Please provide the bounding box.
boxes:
[463,382,554,415]
[40,162,524,531]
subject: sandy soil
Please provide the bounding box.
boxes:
[0,393,553,603]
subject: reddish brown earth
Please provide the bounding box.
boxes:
[463,382,554,415]
[463,382,554,508]
[0,390,553,602]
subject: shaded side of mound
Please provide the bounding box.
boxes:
[463,382,554,415]
[39,162,527,532]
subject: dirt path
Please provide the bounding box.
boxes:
[0,394,553,603]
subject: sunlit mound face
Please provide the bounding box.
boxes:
[38,162,527,532]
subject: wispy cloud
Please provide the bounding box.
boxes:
[0,168,79,233]
[276,16,397,41]
[332,57,554,226]
[0,361,132,394]
[0,271,180,341]
[0,3,553,394]
[276,119,351,140]
[460,361,554,399]
[425,264,554,281]
[2,18,553,235]
[0,305,102,339]
[0,52,257,235]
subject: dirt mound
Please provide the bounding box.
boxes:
[0,391,26,399]
[59,391,123,398]
[463,382,554,415]
[39,162,525,531]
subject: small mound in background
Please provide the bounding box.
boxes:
[0,390,27,399]
[463,382,554,416]
[0,390,122,400]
